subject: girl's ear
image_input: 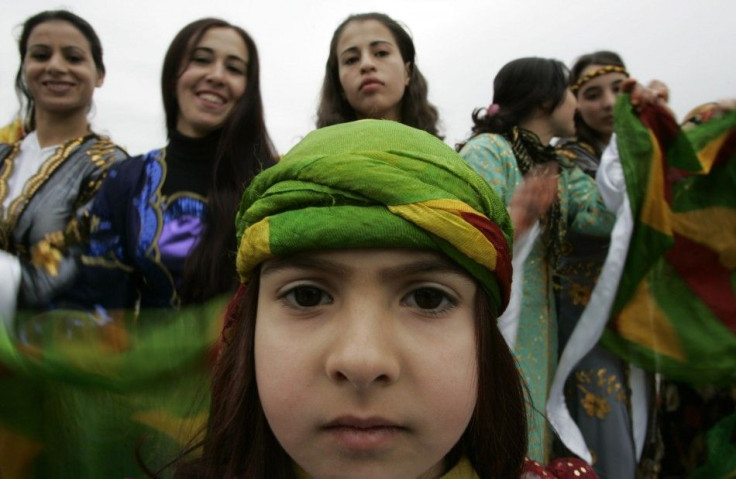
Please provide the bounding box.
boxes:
[404,62,411,86]
[95,71,105,88]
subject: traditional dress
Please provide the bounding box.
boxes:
[555,137,639,478]
[0,132,126,312]
[0,130,229,478]
[459,130,614,463]
[73,130,217,310]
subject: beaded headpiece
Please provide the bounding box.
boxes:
[570,65,629,93]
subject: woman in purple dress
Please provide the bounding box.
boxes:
[75,18,276,311]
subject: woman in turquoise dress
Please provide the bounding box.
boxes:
[458,57,614,463]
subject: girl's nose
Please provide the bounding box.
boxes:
[205,61,226,85]
[359,55,377,74]
[46,52,68,74]
[324,303,400,390]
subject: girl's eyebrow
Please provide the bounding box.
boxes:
[339,40,393,57]
[260,255,351,276]
[261,254,467,280]
[192,46,247,65]
[378,260,467,282]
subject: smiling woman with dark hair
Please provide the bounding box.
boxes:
[0,9,126,318]
[72,17,277,311]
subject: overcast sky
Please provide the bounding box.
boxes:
[2,0,735,155]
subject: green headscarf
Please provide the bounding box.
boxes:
[235,120,514,313]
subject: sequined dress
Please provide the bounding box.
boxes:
[74,131,218,310]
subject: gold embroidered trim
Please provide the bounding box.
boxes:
[0,142,22,220]
[80,254,136,272]
[5,137,85,238]
[30,231,65,276]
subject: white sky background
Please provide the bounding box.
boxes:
[1,0,735,155]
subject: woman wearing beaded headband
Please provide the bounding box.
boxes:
[553,52,659,479]
[457,57,615,463]
[559,51,630,172]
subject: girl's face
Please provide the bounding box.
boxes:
[336,20,410,122]
[22,20,104,118]
[548,88,578,139]
[576,64,627,139]
[175,27,248,138]
[256,249,478,479]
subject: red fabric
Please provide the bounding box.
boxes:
[459,210,512,305]
[522,457,598,478]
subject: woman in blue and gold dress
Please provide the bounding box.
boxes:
[0,10,126,318]
[75,18,277,311]
[0,18,277,478]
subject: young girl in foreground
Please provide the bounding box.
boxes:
[173,120,596,478]
[316,12,441,136]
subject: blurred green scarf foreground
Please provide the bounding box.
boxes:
[0,298,226,478]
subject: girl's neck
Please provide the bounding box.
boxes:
[595,130,613,146]
[33,109,91,148]
[518,116,552,145]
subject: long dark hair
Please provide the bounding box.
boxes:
[569,50,626,152]
[174,269,527,478]
[162,18,277,304]
[459,57,569,148]
[15,10,105,132]
[316,12,441,138]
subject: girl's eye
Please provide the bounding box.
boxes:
[403,287,457,314]
[281,285,332,308]
[227,64,246,75]
[29,52,50,61]
[375,50,390,58]
[192,54,212,64]
[343,56,358,66]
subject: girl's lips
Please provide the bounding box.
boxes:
[323,425,404,450]
[360,80,383,92]
[196,91,228,109]
[43,81,75,93]
[322,416,406,450]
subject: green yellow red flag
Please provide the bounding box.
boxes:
[601,96,736,386]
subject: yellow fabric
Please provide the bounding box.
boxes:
[617,279,686,361]
[389,199,498,270]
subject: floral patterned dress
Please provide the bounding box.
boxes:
[556,138,640,478]
[460,133,614,463]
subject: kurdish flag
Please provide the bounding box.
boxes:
[0,299,226,478]
[601,96,736,386]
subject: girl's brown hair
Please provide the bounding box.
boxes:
[174,263,527,478]
[316,12,441,138]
